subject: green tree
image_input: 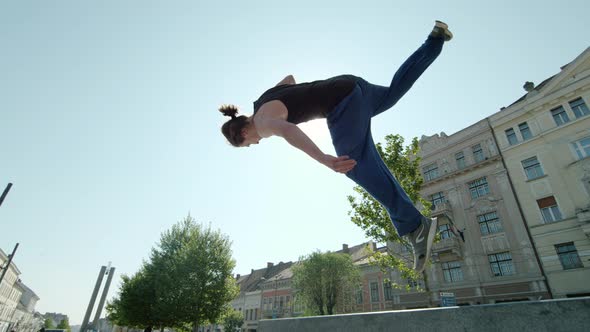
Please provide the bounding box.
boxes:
[347,134,431,283]
[106,268,160,331]
[44,318,55,329]
[147,215,239,330]
[56,317,71,332]
[292,251,360,315]
[108,215,238,331]
[221,308,244,332]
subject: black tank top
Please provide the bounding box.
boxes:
[253,75,358,124]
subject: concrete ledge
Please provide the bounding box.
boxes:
[259,297,590,332]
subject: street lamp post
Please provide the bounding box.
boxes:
[0,183,12,208]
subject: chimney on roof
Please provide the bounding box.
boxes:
[236,274,240,279]
[342,244,349,253]
[523,81,535,92]
[267,262,274,268]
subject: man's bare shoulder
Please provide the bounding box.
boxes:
[255,100,288,120]
[254,101,290,138]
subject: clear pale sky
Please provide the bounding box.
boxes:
[1,0,589,324]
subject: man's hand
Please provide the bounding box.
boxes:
[321,154,357,174]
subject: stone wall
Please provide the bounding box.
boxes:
[259,297,590,332]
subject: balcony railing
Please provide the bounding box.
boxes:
[576,207,590,223]
[422,154,501,186]
[431,236,462,259]
[263,308,292,319]
[431,201,453,218]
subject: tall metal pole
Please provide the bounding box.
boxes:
[0,183,13,208]
[91,267,115,328]
[0,243,19,286]
[80,266,107,332]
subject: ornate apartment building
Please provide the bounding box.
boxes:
[388,119,550,307]
[488,47,590,298]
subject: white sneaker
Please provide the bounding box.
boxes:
[407,216,438,273]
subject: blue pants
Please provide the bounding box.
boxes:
[327,36,444,237]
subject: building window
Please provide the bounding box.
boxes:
[518,122,533,141]
[571,136,590,160]
[455,151,466,169]
[505,128,518,145]
[472,144,485,163]
[468,177,490,199]
[356,287,363,304]
[383,281,393,301]
[439,223,454,239]
[407,278,418,289]
[423,163,440,181]
[537,196,563,223]
[522,156,544,180]
[442,261,464,282]
[478,211,503,235]
[569,97,590,118]
[370,282,379,302]
[430,191,445,207]
[551,106,570,126]
[488,252,515,276]
[555,242,584,270]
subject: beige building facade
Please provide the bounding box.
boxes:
[488,47,590,298]
[231,261,293,332]
[0,248,23,332]
[397,119,550,306]
[13,281,42,332]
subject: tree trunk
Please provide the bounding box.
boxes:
[144,326,152,332]
[327,294,335,315]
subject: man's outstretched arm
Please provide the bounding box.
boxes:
[257,117,356,174]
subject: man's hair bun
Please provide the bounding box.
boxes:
[219,104,239,119]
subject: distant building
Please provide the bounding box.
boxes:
[18,282,40,313]
[334,242,381,313]
[13,281,41,332]
[260,265,298,320]
[0,248,23,332]
[231,261,293,332]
